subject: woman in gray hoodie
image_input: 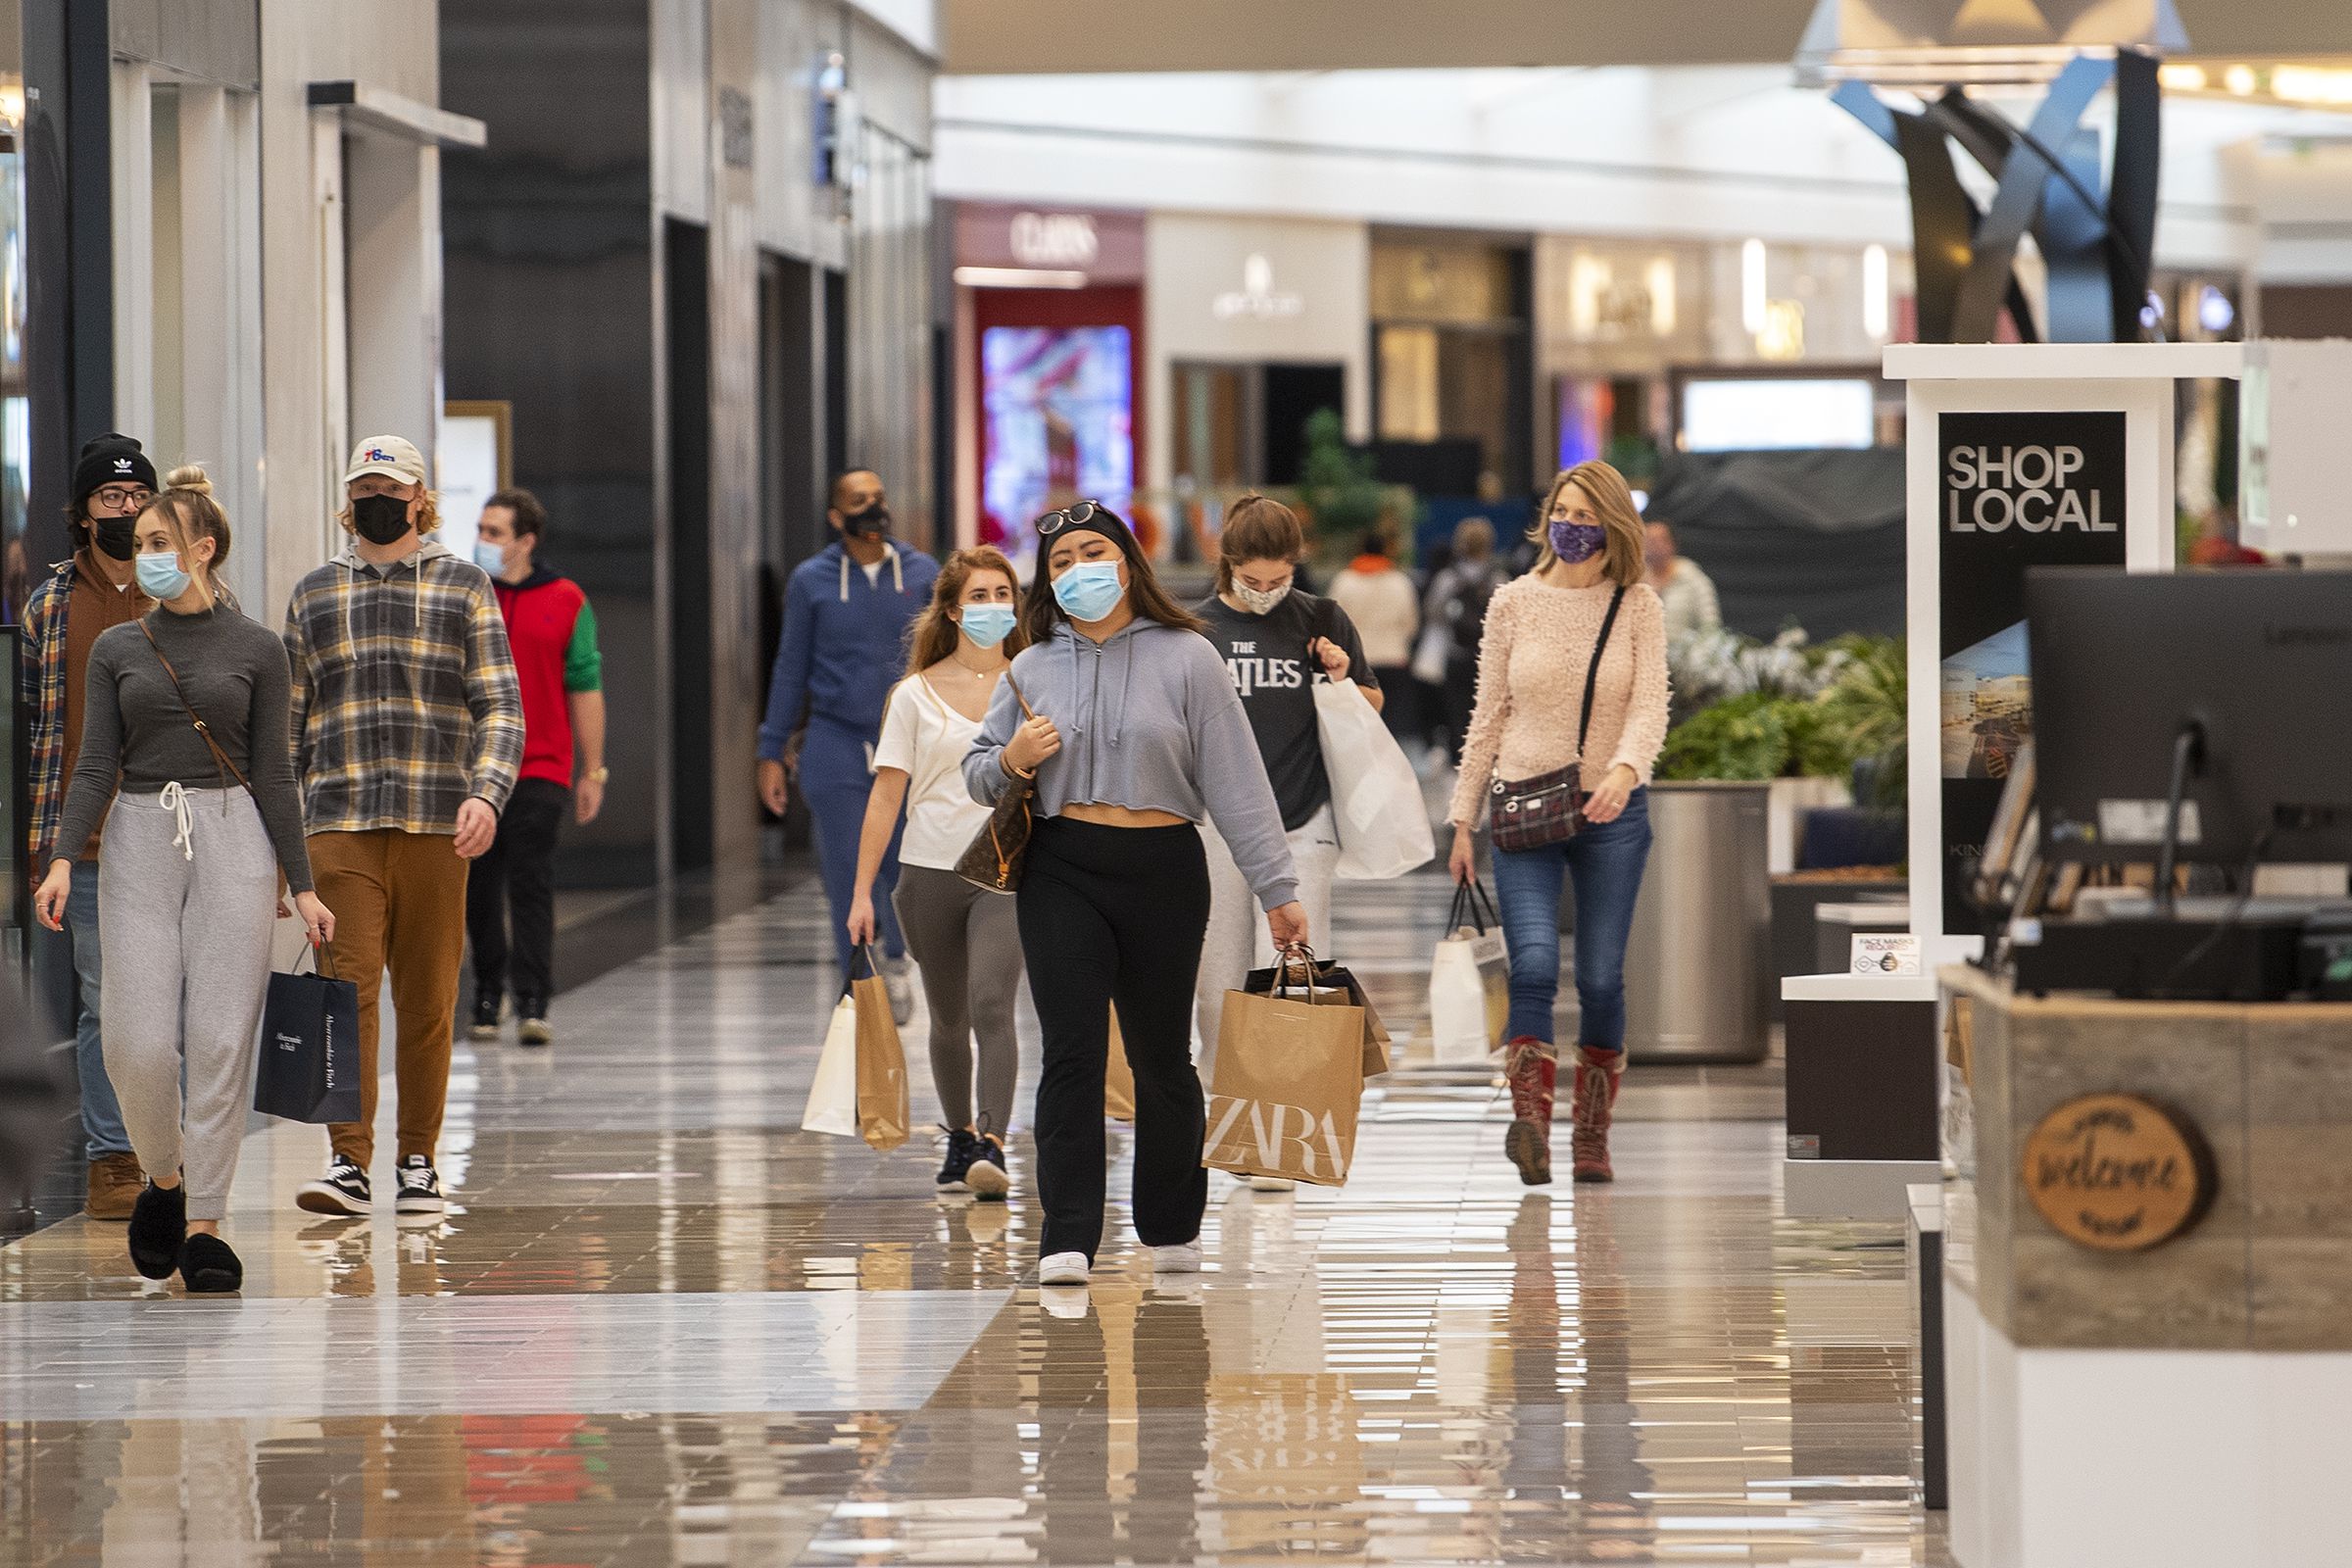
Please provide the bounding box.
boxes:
[965,502,1306,1289]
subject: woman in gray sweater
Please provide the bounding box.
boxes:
[34,467,334,1294]
[965,501,1306,1289]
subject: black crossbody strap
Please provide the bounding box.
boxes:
[1575,586,1628,760]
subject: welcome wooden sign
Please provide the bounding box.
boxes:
[2020,1093,2215,1252]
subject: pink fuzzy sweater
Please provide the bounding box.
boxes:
[1447,576,1673,828]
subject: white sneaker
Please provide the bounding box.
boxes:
[1150,1242,1203,1274]
[1248,1176,1297,1194]
[1038,1251,1091,1287]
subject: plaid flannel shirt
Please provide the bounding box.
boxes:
[18,558,77,873]
[285,540,524,835]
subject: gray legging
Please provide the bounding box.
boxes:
[893,864,1021,1134]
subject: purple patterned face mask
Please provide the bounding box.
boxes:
[1548,519,1607,564]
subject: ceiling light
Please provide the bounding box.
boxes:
[2225,64,2258,96]
[2157,64,2206,93]
[953,267,1088,290]
[2272,66,2352,107]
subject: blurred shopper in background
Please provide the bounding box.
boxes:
[1421,514,1505,765]
[466,489,605,1049]
[287,435,523,1219]
[965,501,1306,1290]
[38,468,334,1293]
[1325,523,1420,749]
[1644,519,1720,654]
[21,433,158,1221]
[1192,495,1381,1198]
[757,468,939,1011]
[851,546,1027,1200]
[1449,462,1669,1187]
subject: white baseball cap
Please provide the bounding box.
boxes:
[343,434,426,488]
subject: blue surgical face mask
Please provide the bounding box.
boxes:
[959,604,1017,650]
[473,541,509,576]
[1052,560,1125,622]
[135,551,191,602]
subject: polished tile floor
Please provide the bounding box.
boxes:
[0,869,1945,1565]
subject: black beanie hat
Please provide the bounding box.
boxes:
[71,434,159,516]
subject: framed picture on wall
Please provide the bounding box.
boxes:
[439,400,513,563]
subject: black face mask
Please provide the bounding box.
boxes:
[840,503,891,540]
[351,494,414,546]
[91,517,137,562]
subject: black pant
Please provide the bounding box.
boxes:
[1016,817,1211,1261]
[466,777,568,1003]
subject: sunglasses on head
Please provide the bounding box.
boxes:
[1036,501,1103,537]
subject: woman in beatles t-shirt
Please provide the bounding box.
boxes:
[1191,494,1383,1146]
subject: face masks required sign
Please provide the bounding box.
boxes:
[1937,409,2127,932]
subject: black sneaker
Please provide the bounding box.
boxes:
[394,1155,446,1215]
[468,991,504,1041]
[935,1128,980,1193]
[515,996,552,1048]
[127,1182,187,1279]
[966,1132,1010,1201]
[296,1155,371,1216]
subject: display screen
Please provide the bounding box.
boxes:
[1681,377,1876,453]
[981,325,1134,569]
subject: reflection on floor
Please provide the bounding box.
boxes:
[0,872,1946,1565]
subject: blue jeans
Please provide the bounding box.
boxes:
[800,716,907,977]
[1490,788,1652,1052]
[29,860,133,1159]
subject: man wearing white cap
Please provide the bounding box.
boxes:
[283,435,524,1217]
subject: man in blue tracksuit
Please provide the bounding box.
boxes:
[758,468,941,980]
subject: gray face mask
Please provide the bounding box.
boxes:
[1232,579,1292,615]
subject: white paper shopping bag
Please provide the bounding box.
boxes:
[801,995,861,1137]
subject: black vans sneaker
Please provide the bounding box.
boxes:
[468,991,504,1041]
[515,996,552,1048]
[935,1128,980,1193]
[394,1155,446,1215]
[296,1155,371,1216]
[965,1133,1010,1201]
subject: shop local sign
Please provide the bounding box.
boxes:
[1946,439,2116,533]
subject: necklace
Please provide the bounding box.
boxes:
[950,654,1005,680]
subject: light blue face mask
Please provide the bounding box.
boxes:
[1052,560,1125,622]
[135,552,191,602]
[959,604,1017,650]
[473,541,509,576]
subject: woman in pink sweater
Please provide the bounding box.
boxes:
[1446,462,1670,1184]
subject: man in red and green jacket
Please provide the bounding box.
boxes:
[466,488,606,1047]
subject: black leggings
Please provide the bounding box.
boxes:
[1017,817,1211,1261]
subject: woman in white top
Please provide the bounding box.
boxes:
[848,546,1026,1198]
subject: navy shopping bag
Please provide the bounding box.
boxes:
[254,944,362,1124]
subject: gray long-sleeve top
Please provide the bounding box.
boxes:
[53,603,315,892]
[964,618,1300,912]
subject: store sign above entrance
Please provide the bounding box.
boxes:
[955,203,1144,283]
[1213,254,1304,320]
[2021,1093,2215,1251]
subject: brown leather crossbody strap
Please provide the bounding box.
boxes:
[135,616,251,794]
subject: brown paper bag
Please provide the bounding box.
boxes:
[1105,1005,1136,1122]
[1246,956,1391,1077]
[849,951,909,1152]
[1203,979,1367,1188]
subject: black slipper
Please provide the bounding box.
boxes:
[126,1183,186,1280]
[178,1232,243,1294]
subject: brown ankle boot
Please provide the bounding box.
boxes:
[1570,1048,1625,1183]
[86,1152,144,1221]
[1502,1037,1557,1186]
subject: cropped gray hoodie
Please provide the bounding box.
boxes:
[964,617,1300,912]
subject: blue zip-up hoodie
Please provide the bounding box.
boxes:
[758,539,940,756]
[964,617,1299,912]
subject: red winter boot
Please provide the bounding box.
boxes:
[1502,1036,1557,1186]
[1569,1047,1626,1183]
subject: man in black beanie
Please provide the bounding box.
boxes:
[19,432,159,1220]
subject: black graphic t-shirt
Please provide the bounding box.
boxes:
[1194,590,1379,831]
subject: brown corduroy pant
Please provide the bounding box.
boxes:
[309,829,469,1166]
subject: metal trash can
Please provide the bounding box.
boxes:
[1622,781,1772,1063]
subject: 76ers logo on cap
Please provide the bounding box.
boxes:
[363,447,393,465]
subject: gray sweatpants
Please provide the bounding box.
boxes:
[97,786,278,1222]
[893,863,1022,1134]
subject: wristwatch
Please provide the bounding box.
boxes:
[586,766,611,784]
